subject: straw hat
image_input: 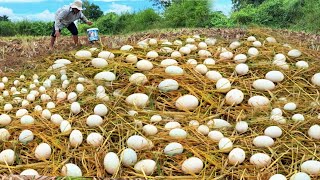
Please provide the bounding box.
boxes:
[70,0,83,10]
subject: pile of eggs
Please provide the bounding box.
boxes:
[0,33,320,178]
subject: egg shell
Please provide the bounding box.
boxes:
[253,136,274,147]
[94,71,116,81]
[248,47,259,57]
[127,135,150,151]
[284,102,297,111]
[19,130,34,144]
[125,54,138,63]
[91,58,108,68]
[266,37,277,43]
[165,121,181,130]
[61,163,82,177]
[136,60,153,71]
[301,160,320,175]
[235,121,248,133]
[164,142,184,156]
[103,152,120,174]
[296,61,309,69]
[134,159,156,176]
[219,51,233,60]
[41,109,51,119]
[175,95,199,111]
[120,148,137,167]
[51,114,64,125]
[0,128,10,141]
[143,124,158,136]
[271,108,282,116]
[87,133,104,147]
[198,42,208,49]
[235,63,249,75]
[4,104,13,112]
[250,153,271,168]
[187,59,198,65]
[270,115,286,124]
[94,104,108,116]
[247,36,256,41]
[171,51,182,58]
[69,130,83,147]
[203,58,215,65]
[292,114,304,122]
[179,46,191,55]
[265,71,285,82]
[98,51,115,59]
[205,38,216,45]
[311,73,320,86]
[181,157,203,174]
[0,114,12,125]
[264,126,282,138]
[169,128,187,139]
[197,125,210,135]
[225,89,244,105]
[228,148,246,165]
[219,138,233,152]
[248,96,270,107]
[120,45,133,51]
[35,143,51,160]
[71,102,81,114]
[269,174,286,180]
[212,119,231,128]
[253,79,275,91]
[189,120,200,127]
[0,149,15,165]
[229,41,241,49]
[86,115,103,127]
[308,124,320,139]
[206,71,223,81]
[146,50,159,58]
[290,172,311,180]
[208,131,224,141]
[160,59,178,67]
[288,49,302,58]
[60,120,72,134]
[165,66,184,75]
[20,115,34,125]
[253,41,262,47]
[16,109,28,118]
[125,93,149,108]
[20,169,39,176]
[129,73,148,85]
[75,50,92,59]
[158,79,179,92]
[150,115,162,122]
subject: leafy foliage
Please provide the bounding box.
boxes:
[0,15,10,22]
[82,0,103,20]
[232,0,266,10]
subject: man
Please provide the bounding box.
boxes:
[50,0,93,49]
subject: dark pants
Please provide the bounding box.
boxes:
[51,22,78,37]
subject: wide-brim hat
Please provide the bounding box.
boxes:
[70,0,83,10]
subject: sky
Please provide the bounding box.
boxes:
[0,0,232,22]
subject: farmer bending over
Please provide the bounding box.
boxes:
[50,0,92,49]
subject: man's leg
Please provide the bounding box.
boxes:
[50,23,58,49]
[67,22,80,46]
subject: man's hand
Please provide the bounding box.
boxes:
[55,30,60,37]
[87,21,93,26]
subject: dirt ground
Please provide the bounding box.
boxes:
[0,28,319,75]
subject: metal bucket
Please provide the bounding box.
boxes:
[87,28,99,42]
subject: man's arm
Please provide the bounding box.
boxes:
[80,12,92,25]
[54,9,69,31]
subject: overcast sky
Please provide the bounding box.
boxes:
[0,0,232,21]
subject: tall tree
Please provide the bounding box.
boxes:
[82,0,103,20]
[232,0,266,10]
[149,0,183,9]
[0,15,9,21]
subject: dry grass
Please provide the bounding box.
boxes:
[0,28,320,179]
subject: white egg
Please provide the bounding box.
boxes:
[301,160,320,175]
[194,64,208,74]
[165,121,181,130]
[199,50,212,58]
[235,63,249,75]
[143,124,158,136]
[212,119,231,128]
[129,73,148,85]
[179,46,191,55]
[295,61,309,69]
[71,102,81,114]
[235,121,248,133]
[98,51,115,60]
[171,51,182,58]
[182,157,203,174]
[69,130,83,147]
[274,54,286,62]
[103,152,120,174]
[165,65,184,75]
[20,115,35,125]
[266,37,277,43]
[0,114,12,125]
[51,114,64,125]
[86,115,103,127]
[187,59,198,65]
[229,41,241,49]
[208,131,224,141]
[91,58,108,68]
[0,83,4,90]
[128,110,138,116]
[198,42,208,49]
[292,114,304,122]
[60,120,72,134]
[250,153,271,168]
[264,126,282,138]
[40,94,51,102]
[233,54,248,63]
[120,45,133,51]
[206,71,223,81]
[290,172,310,180]
[270,115,286,124]
[288,49,302,58]
[174,39,183,46]
[269,174,286,180]
[205,38,216,45]
[203,58,215,65]
[16,109,28,118]
[253,41,262,47]
[35,143,51,160]
[127,135,150,151]
[283,102,297,111]
[125,93,149,108]
[248,47,259,57]
[46,102,55,109]
[228,148,246,165]
[20,169,39,176]
[169,128,187,139]
[197,125,210,135]
[253,79,275,91]
[175,94,199,110]
[219,51,233,60]
[94,71,116,81]
[219,138,233,152]
[189,120,200,127]
[216,78,231,92]
[41,109,51,119]
[247,36,256,41]
[56,92,67,101]
[75,50,92,59]
[248,96,270,107]
[136,60,154,71]
[27,94,36,102]
[160,59,178,67]
[158,79,179,92]
[253,136,274,147]
[134,159,156,175]
[146,50,158,58]
[87,132,104,147]
[265,71,285,82]
[308,124,320,139]
[164,142,184,156]
[0,149,15,165]
[125,54,138,63]
[3,104,13,112]
[0,128,10,141]
[225,89,244,105]
[311,73,320,86]
[271,108,282,116]
[121,148,137,167]
[150,115,162,122]
[61,163,82,177]
[94,104,108,116]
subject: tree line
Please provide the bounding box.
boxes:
[0,0,319,36]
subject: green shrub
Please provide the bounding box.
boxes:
[0,21,16,36]
[231,5,257,25]
[96,12,119,34]
[210,12,234,28]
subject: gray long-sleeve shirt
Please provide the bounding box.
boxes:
[54,5,89,31]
